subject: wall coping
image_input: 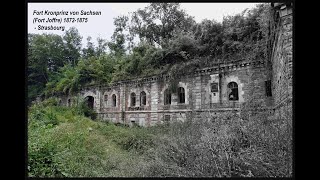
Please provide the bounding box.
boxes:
[80,59,267,91]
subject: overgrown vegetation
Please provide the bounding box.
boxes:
[28,99,152,177]
[28,3,291,177]
[28,3,273,104]
[28,99,292,177]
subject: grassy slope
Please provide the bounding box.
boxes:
[28,100,292,177]
[28,103,153,177]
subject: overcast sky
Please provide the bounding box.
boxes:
[28,3,260,47]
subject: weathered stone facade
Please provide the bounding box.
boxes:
[61,59,272,126]
[271,3,293,120]
[61,3,293,126]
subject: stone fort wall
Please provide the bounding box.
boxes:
[61,59,273,126]
[60,3,293,126]
[271,3,293,120]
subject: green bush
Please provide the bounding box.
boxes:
[42,97,60,107]
[28,104,59,127]
[28,103,136,177]
[69,97,97,120]
[116,128,155,154]
[28,140,63,177]
[81,104,97,120]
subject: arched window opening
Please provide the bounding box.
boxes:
[131,93,136,107]
[178,87,185,103]
[140,91,146,106]
[112,94,116,107]
[228,82,239,101]
[164,89,171,105]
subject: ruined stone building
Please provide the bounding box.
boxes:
[61,3,293,126]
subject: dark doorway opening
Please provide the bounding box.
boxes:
[85,96,94,109]
[84,96,96,120]
[67,99,71,107]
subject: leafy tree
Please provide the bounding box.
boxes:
[28,33,66,104]
[63,27,82,66]
[108,15,129,57]
[54,65,79,95]
[95,37,108,57]
[83,36,108,58]
[129,3,196,48]
[28,27,83,104]
[220,4,271,60]
[45,54,116,96]
[82,36,96,59]
[77,55,115,86]
[30,3,273,103]
[193,19,224,58]
[124,42,151,76]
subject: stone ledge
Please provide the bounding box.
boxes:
[80,60,266,91]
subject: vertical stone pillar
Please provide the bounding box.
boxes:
[95,89,101,113]
[171,94,178,105]
[193,76,202,110]
[119,83,126,124]
[150,81,159,126]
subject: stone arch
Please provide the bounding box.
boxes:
[108,89,119,108]
[164,88,171,105]
[103,91,109,108]
[177,81,189,104]
[227,82,239,101]
[138,86,150,107]
[225,75,244,102]
[161,81,188,105]
[130,92,136,107]
[83,91,97,100]
[161,84,170,104]
[82,91,98,109]
[178,87,185,103]
[112,94,117,107]
[140,91,146,106]
[85,96,94,109]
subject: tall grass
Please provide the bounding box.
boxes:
[28,98,292,177]
[138,112,292,177]
[28,98,145,177]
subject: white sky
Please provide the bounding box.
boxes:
[28,3,260,47]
